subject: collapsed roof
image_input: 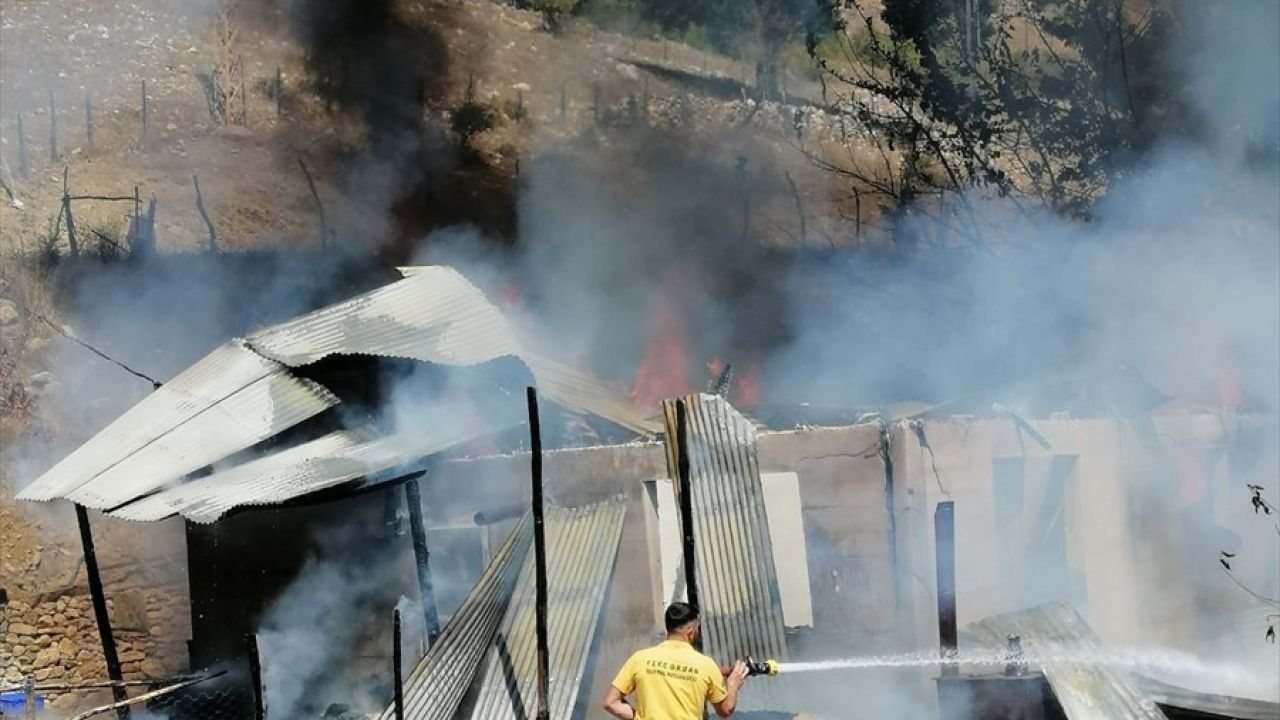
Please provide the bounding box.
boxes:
[17,266,658,521]
[969,603,1280,720]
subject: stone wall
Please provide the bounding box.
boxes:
[0,498,191,714]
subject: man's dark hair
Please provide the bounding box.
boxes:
[664,602,699,634]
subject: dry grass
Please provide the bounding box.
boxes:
[0,248,58,440]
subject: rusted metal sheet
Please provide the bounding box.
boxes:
[969,603,1168,720]
[468,498,628,719]
[17,340,338,508]
[380,515,534,720]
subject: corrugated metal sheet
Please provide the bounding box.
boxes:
[969,603,1168,720]
[249,267,659,435]
[1135,676,1280,720]
[17,340,338,507]
[660,394,789,665]
[382,515,534,720]
[19,266,654,517]
[468,497,628,719]
[111,420,495,523]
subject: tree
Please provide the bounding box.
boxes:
[806,0,1196,229]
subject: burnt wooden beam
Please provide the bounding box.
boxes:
[75,504,129,718]
[527,387,550,720]
[935,500,958,675]
[674,398,701,650]
[404,478,441,645]
[246,633,265,720]
[392,608,405,720]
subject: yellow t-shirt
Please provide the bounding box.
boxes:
[611,639,728,720]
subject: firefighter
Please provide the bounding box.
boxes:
[602,602,750,719]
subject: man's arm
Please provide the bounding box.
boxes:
[602,686,636,720]
[711,661,749,718]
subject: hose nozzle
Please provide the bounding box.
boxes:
[721,657,779,677]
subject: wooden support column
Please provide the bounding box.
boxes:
[392,608,405,720]
[527,387,550,720]
[75,505,129,718]
[403,478,441,645]
[674,399,701,651]
[246,633,265,720]
[935,500,958,675]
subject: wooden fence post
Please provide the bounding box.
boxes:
[193,174,217,252]
[139,79,148,146]
[61,168,78,257]
[85,94,94,152]
[16,114,28,178]
[48,89,58,161]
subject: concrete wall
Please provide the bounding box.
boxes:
[428,410,1279,711]
[892,413,1280,655]
[427,421,896,705]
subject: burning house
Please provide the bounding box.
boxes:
[7,262,1277,719]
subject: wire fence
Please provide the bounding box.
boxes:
[143,676,252,720]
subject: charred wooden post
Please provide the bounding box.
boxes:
[935,500,958,675]
[61,168,78,257]
[75,505,129,717]
[404,479,441,645]
[84,94,93,152]
[674,398,701,648]
[139,80,148,146]
[192,174,217,252]
[246,633,265,720]
[16,114,29,178]
[527,387,550,720]
[48,89,58,161]
[392,608,405,720]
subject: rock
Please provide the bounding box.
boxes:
[141,658,165,677]
[33,645,59,669]
[58,637,76,656]
[118,650,144,663]
[0,300,21,347]
[10,622,36,635]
